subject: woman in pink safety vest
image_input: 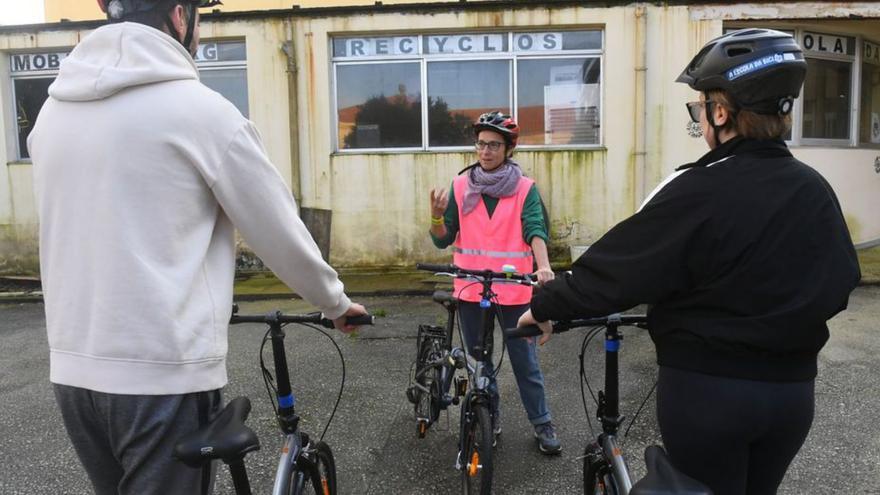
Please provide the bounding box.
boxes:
[428,111,561,455]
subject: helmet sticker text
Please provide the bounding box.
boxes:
[726,53,795,81]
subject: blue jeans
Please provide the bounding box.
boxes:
[457,301,552,426]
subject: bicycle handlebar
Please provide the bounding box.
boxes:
[505,314,648,339]
[415,262,535,286]
[229,309,375,328]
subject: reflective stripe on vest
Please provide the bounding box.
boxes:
[452,173,534,305]
[452,247,532,258]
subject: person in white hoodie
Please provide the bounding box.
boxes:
[27,1,367,493]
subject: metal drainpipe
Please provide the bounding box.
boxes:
[281,19,301,203]
[633,4,648,208]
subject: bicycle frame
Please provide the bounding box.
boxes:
[177,308,370,495]
[592,317,634,494]
[230,312,318,495]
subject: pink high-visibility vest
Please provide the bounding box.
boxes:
[452,173,534,305]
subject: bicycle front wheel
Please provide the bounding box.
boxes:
[289,441,337,495]
[584,446,619,495]
[461,402,493,495]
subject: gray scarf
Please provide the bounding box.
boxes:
[461,159,523,215]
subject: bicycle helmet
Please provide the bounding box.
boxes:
[473,111,520,148]
[676,28,807,115]
[97,0,222,52]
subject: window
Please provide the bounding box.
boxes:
[8,41,247,160]
[336,62,421,149]
[860,39,880,146]
[9,51,66,159]
[194,41,249,117]
[427,60,509,147]
[332,30,603,152]
[799,31,855,143]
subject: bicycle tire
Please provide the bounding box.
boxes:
[460,402,493,495]
[415,338,442,425]
[288,441,337,495]
[584,449,619,495]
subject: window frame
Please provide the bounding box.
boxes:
[330,30,605,154]
[796,30,857,147]
[7,40,248,162]
[8,51,66,161]
[858,37,880,149]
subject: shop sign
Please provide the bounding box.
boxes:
[10,52,69,73]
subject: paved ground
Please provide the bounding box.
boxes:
[1,287,879,494]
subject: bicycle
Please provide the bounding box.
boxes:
[405,262,535,495]
[507,315,712,495]
[173,305,374,495]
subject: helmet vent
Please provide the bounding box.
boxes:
[725,45,753,57]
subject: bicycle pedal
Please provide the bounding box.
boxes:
[417,419,428,438]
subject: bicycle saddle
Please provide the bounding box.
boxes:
[630,445,713,495]
[173,396,261,467]
[432,290,458,309]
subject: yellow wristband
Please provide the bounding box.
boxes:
[431,216,444,226]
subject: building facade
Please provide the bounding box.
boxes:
[1,1,878,273]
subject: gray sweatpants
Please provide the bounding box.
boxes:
[53,383,222,495]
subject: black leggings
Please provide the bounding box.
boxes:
[656,366,814,495]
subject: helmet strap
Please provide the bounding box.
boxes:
[166,3,198,56]
[182,3,198,55]
[704,95,722,149]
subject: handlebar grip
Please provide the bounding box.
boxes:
[345,314,375,326]
[416,263,455,273]
[319,313,376,328]
[505,325,543,339]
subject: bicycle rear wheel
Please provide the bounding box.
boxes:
[584,444,619,495]
[460,402,493,495]
[414,337,442,434]
[289,441,337,495]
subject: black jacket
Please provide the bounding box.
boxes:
[531,137,861,381]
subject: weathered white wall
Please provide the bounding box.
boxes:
[1,2,878,273]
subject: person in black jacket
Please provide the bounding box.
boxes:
[517,29,861,495]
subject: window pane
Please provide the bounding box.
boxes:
[802,58,851,140]
[337,63,421,149]
[516,58,601,145]
[14,77,53,159]
[860,60,880,145]
[427,60,510,147]
[200,68,249,118]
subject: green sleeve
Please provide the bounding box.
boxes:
[522,184,549,244]
[430,182,459,249]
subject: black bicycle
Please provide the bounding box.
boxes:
[173,305,373,495]
[406,262,535,495]
[507,315,712,495]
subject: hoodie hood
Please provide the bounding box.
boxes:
[49,22,198,102]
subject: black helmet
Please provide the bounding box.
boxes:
[98,0,221,20]
[473,111,520,147]
[97,0,222,55]
[676,28,807,115]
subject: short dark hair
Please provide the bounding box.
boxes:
[708,89,792,140]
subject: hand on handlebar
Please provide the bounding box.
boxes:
[333,303,368,333]
[533,267,555,286]
[517,309,553,346]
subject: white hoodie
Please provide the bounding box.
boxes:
[29,22,351,395]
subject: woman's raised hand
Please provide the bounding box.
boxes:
[430,188,448,218]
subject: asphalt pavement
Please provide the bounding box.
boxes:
[1,287,879,494]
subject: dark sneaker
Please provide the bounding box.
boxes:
[534,422,561,455]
